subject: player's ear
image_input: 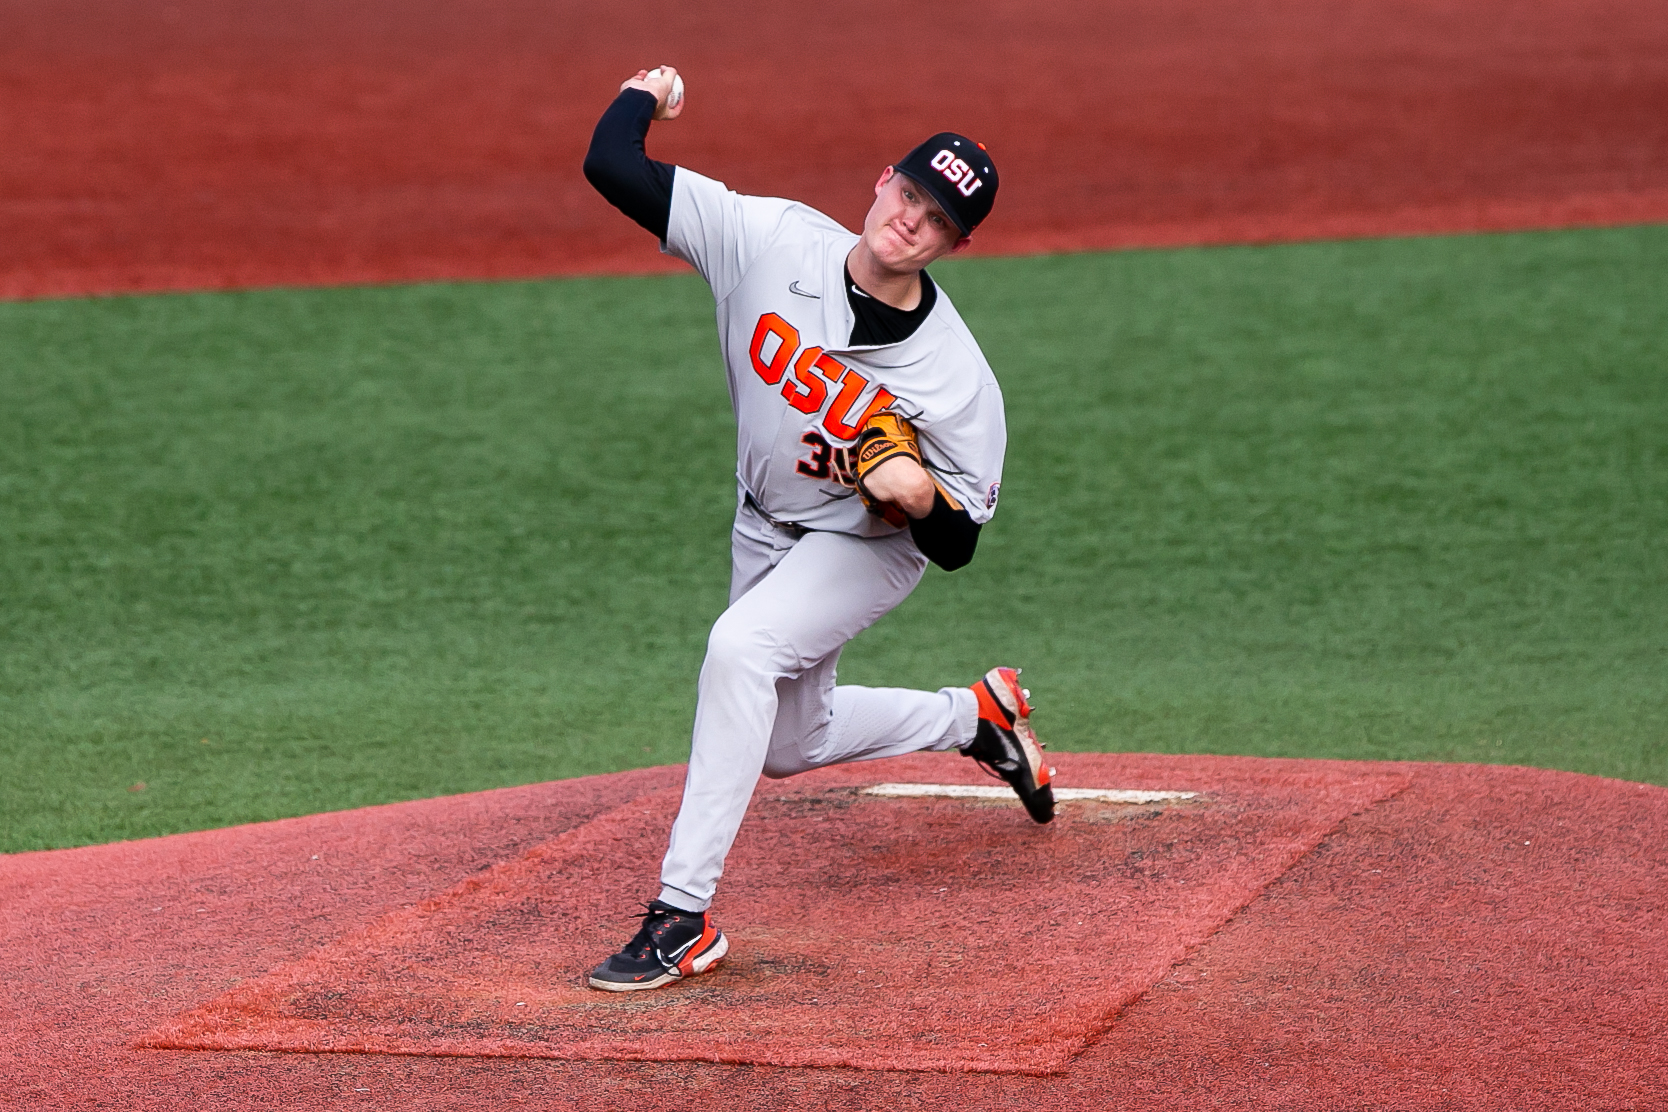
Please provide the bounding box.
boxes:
[950,235,973,255]
[875,166,895,197]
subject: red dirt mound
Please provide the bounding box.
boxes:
[4,0,1667,299]
[137,766,1406,1073]
[2,753,1664,1110]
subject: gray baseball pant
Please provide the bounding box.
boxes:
[657,497,979,912]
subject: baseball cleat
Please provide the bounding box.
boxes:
[962,666,1055,823]
[588,900,729,992]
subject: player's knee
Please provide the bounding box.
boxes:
[761,719,832,780]
[760,753,809,779]
[704,612,782,674]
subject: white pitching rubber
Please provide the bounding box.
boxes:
[863,783,1196,804]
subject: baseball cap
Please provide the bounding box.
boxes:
[893,133,999,236]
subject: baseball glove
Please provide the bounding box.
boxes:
[854,411,921,527]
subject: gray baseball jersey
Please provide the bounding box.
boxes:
[664,168,1007,534]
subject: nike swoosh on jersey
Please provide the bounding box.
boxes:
[788,281,820,299]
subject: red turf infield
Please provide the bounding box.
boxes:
[3,753,1664,1110]
[4,0,1668,299]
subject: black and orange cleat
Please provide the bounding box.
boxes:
[963,666,1055,824]
[587,900,729,992]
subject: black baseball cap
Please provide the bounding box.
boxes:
[893,133,999,236]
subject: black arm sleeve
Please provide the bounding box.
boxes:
[909,489,982,571]
[582,88,675,240]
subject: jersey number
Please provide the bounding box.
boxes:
[795,431,856,485]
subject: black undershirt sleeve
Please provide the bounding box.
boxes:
[908,488,982,571]
[582,89,675,241]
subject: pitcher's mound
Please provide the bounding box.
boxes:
[140,761,1405,1073]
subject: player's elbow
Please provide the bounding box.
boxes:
[922,532,977,571]
[582,145,617,195]
[908,494,982,571]
[583,127,639,199]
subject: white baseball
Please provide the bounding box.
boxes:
[645,68,684,112]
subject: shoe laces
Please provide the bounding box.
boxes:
[620,902,693,961]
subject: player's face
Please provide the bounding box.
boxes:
[861,168,971,272]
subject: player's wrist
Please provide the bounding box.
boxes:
[619,67,683,121]
[895,485,936,519]
[861,457,934,518]
[616,85,661,119]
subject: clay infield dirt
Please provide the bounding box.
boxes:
[3,0,1667,298]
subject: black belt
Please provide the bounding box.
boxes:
[743,491,809,537]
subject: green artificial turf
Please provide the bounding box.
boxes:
[3,226,1664,851]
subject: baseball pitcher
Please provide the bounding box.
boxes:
[581,66,1052,991]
